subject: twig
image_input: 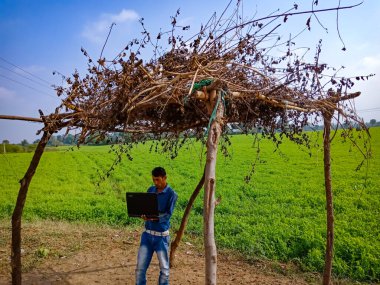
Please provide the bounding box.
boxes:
[100,23,116,61]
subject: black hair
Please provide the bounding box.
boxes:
[152,167,166,177]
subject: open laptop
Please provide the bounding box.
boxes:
[126,192,159,219]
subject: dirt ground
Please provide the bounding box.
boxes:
[0,220,329,284]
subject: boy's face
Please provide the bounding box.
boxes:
[152,175,167,191]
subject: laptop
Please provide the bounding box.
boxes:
[126,192,159,218]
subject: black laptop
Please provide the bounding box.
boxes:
[126,192,159,218]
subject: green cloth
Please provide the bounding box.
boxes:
[192,79,213,93]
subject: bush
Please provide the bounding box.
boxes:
[3,143,38,153]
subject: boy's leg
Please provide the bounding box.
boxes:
[156,235,170,285]
[135,232,154,285]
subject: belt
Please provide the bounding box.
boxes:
[145,229,169,237]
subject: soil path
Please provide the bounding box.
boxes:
[0,220,319,284]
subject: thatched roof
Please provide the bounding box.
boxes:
[39,2,367,144]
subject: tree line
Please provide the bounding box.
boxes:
[2,119,379,153]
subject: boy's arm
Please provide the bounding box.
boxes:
[158,192,178,223]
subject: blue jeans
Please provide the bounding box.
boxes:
[135,231,170,285]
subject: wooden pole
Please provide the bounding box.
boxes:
[322,110,334,285]
[204,90,224,285]
[0,114,43,123]
[11,131,51,285]
[170,168,205,267]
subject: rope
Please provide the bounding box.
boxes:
[205,90,226,136]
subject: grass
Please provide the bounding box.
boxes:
[0,127,379,282]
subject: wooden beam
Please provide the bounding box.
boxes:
[194,90,310,112]
[0,115,43,123]
[194,90,361,113]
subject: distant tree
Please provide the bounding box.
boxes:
[33,139,40,144]
[370,119,376,126]
[48,136,61,147]
[20,139,29,147]
[2,139,10,144]
[63,134,75,145]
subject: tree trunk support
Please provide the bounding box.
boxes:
[204,90,224,285]
[170,168,205,267]
[323,110,334,285]
[11,131,52,285]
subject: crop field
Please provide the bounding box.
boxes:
[1,127,379,282]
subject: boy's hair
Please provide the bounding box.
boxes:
[152,167,166,177]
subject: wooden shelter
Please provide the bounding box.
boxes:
[1,2,371,284]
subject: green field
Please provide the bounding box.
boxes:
[1,127,379,282]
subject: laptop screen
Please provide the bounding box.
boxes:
[126,192,159,218]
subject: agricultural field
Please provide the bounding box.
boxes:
[1,127,379,282]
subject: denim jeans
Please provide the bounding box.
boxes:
[135,231,170,285]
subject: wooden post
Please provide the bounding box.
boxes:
[322,110,334,285]
[11,131,51,285]
[204,90,224,285]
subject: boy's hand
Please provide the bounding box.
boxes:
[141,215,158,221]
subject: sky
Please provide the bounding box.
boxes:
[0,0,379,144]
